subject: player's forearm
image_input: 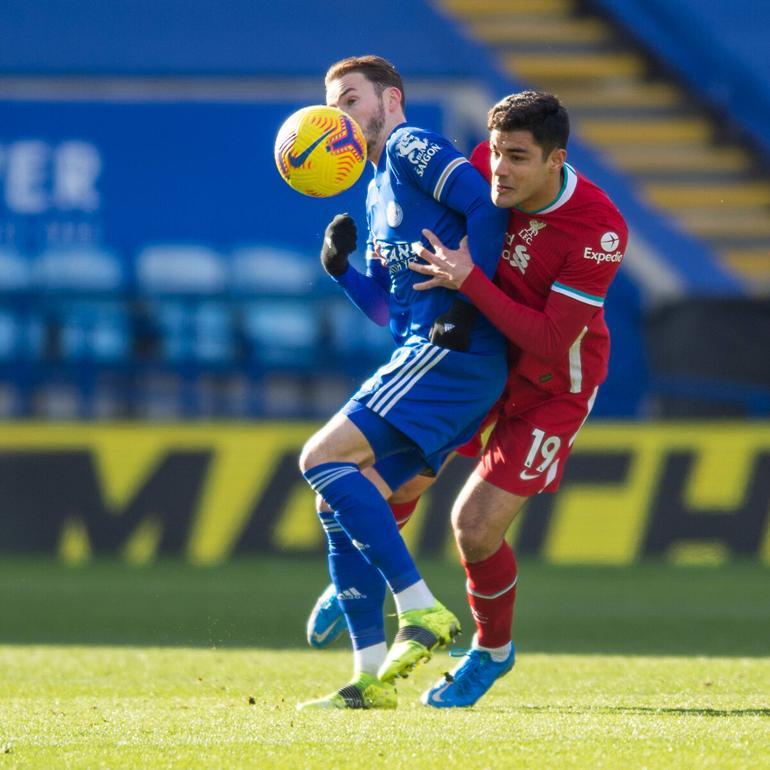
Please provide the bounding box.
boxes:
[335,266,390,326]
[460,267,594,360]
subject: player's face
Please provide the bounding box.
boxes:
[488,129,566,211]
[326,72,386,158]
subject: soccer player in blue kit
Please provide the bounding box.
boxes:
[297,56,508,710]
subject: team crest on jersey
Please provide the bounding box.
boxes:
[386,200,403,227]
[518,218,547,245]
[394,132,441,177]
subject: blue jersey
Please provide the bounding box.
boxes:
[365,124,507,354]
[333,123,509,461]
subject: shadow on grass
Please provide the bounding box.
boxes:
[517,706,770,718]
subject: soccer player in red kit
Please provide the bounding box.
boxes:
[306,90,627,708]
[410,90,628,707]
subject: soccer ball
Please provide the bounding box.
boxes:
[274,105,367,197]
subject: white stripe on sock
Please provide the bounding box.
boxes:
[466,575,518,600]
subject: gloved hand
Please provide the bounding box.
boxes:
[320,213,357,277]
[429,299,478,352]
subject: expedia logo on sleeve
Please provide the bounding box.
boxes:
[584,232,623,264]
[395,132,441,177]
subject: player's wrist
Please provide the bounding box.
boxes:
[458,264,484,293]
[331,262,352,281]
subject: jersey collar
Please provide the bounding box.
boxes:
[516,163,578,215]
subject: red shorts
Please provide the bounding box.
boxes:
[456,375,598,497]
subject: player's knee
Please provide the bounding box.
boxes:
[454,526,490,562]
[452,507,493,562]
[299,433,326,473]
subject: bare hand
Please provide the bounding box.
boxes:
[409,229,474,290]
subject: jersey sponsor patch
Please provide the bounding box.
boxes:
[583,246,623,264]
[583,231,624,264]
[394,131,442,177]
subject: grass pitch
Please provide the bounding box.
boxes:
[1,558,768,769]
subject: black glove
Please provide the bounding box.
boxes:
[320,213,357,277]
[429,299,479,352]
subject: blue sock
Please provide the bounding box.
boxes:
[318,510,386,650]
[304,462,421,593]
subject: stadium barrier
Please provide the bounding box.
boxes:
[1,422,768,566]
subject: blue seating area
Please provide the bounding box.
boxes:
[1,1,766,419]
[0,241,393,418]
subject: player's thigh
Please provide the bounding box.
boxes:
[452,469,527,557]
[299,411,375,471]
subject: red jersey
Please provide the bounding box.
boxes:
[463,143,628,396]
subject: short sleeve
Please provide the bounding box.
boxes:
[551,214,628,308]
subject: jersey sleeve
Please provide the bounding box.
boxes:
[549,212,628,310]
[365,242,390,292]
[388,127,471,204]
[335,259,389,327]
[333,197,389,327]
[460,266,598,360]
[388,127,507,281]
[469,141,492,183]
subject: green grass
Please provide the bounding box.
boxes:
[1,559,769,768]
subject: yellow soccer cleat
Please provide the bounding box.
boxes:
[296,673,397,711]
[378,601,461,683]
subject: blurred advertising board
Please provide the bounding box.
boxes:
[0,421,768,565]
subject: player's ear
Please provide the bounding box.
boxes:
[384,86,403,114]
[547,147,566,173]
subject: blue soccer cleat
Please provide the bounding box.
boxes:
[421,645,515,708]
[306,583,348,649]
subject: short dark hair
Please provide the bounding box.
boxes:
[325,55,406,108]
[487,91,569,157]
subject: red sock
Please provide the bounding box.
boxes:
[390,498,419,530]
[463,542,518,648]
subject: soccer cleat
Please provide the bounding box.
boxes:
[296,673,397,711]
[306,583,347,649]
[421,645,515,708]
[378,601,461,683]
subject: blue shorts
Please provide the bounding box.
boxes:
[344,400,450,480]
[349,337,507,463]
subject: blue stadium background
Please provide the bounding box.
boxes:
[0,0,768,420]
